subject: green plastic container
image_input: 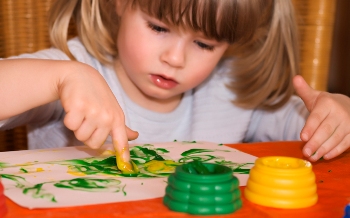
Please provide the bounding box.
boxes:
[163,161,242,215]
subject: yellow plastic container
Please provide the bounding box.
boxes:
[244,156,318,209]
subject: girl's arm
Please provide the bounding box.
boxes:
[293,75,350,161]
[0,59,138,171]
[0,59,72,119]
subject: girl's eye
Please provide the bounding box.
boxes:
[148,22,168,33]
[194,40,214,51]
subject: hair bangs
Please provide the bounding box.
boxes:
[130,0,259,44]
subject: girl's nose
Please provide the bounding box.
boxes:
[160,41,186,68]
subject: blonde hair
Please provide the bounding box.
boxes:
[48,0,118,64]
[48,0,299,110]
[226,0,300,110]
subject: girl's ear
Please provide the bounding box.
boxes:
[115,0,124,16]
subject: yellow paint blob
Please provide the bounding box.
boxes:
[144,160,178,173]
[67,166,86,176]
[36,168,44,172]
[15,162,35,166]
[67,171,86,176]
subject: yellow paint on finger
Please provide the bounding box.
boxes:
[114,141,139,174]
[36,168,44,172]
[102,150,115,156]
[116,157,139,174]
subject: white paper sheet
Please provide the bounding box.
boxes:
[0,141,256,209]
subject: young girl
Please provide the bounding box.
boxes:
[1,0,350,170]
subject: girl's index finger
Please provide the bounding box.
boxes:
[112,130,139,175]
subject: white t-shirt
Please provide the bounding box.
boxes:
[0,38,309,149]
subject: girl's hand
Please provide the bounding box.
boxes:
[58,62,138,166]
[0,59,137,172]
[293,75,350,161]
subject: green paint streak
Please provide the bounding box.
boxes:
[1,173,56,202]
[215,161,254,174]
[23,183,57,203]
[232,168,251,174]
[1,173,125,202]
[20,168,28,173]
[181,149,229,156]
[0,162,7,169]
[122,184,126,196]
[155,148,169,153]
[54,178,123,193]
[178,155,217,163]
[1,174,28,188]
[130,145,166,163]
[61,157,121,176]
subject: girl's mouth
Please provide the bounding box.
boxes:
[150,74,178,89]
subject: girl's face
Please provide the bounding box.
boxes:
[115,1,229,112]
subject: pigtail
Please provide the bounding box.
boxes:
[48,0,119,65]
[228,0,300,110]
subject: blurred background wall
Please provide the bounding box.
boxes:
[328,0,350,96]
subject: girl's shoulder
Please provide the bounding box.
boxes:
[66,37,87,54]
[66,37,100,65]
[9,45,69,61]
[67,38,113,72]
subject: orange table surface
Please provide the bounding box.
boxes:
[3,141,350,218]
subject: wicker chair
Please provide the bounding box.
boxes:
[0,0,337,151]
